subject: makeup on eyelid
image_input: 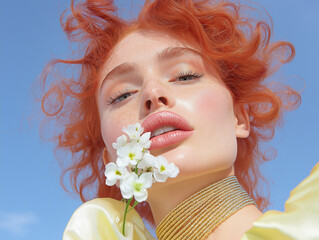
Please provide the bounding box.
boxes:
[102,76,139,103]
[162,58,204,77]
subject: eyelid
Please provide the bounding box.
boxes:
[107,89,136,105]
[102,74,141,101]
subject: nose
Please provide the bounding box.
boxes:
[140,80,175,114]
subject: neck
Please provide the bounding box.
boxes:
[147,167,234,225]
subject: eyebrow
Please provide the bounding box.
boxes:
[99,47,202,93]
[156,47,202,62]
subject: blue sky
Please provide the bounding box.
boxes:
[0,0,318,239]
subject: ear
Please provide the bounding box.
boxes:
[234,103,250,138]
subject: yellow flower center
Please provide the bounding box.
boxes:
[115,170,121,176]
[134,183,143,192]
[129,153,135,160]
[160,165,166,172]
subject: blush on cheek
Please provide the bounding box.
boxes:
[196,90,222,115]
[196,90,216,114]
[195,88,233,119]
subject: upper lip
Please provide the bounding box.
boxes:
[141,111,193,137]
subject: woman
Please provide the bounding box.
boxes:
[39,0,318,239]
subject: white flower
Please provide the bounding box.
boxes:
[138,151,156,170]
[104,162,129,186]
[122,123,144,141]
[154,156,179,182]
[137,132,152,150]
[120,172,153,202]
[112,135,127,150]
[116,142,143,167]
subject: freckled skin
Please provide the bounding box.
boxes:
[96,30,258,232]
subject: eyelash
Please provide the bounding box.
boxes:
[106,70,203,105]
[174,70,203,82]
[107,89,133,105]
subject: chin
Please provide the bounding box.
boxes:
[149,139,236,179]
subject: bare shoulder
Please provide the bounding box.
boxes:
[206,205,263,240]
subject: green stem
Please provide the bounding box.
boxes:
[122,197,133,236]
[127,201,140,213]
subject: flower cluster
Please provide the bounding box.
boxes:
[105,123,180,203]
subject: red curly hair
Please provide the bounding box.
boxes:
[39,0,301,226]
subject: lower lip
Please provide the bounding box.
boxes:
[149,130,193,150]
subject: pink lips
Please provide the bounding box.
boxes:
[142,111,193,150]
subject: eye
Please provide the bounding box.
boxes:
[107,91,134,105]
[175,70,203,82]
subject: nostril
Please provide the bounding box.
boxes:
[159,97,167,105]
[145,100,152,109]
[145,97,168,110]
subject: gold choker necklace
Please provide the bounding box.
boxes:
[155,175,256,240]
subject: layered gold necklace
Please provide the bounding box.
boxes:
[155,175,256,240]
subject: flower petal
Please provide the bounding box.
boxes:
[117,145,129,157]
[138,153,155,169]
[116,157,129,167]
[139,132,151,149]
[154,170,168,183]
[120,173,137,199]
[167,163,179,178]
[134,189,148,202]
[123,123,143,141]
[105,177,117,186]
[139,172,153,188]
[112,135,128,149]
[118,167,129,178]
[121,187,133,199]
[104,162,119,186]
[155,155,168,169]
[104,162,117,174]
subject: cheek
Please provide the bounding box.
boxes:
[102,122,119,149]
[196,91,216,114]
[100,111,134,162]
[195,87,234,123]
[190,87,237,167]
[101,119,121,162]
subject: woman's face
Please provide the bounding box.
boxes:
[96,30,249,181]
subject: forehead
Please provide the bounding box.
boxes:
[103,31,193,72]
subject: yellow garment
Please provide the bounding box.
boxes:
[241,162,319,240]
[63,198,155,240]
[63,162,319,240]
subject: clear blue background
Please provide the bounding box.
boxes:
[0,0,318,239]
